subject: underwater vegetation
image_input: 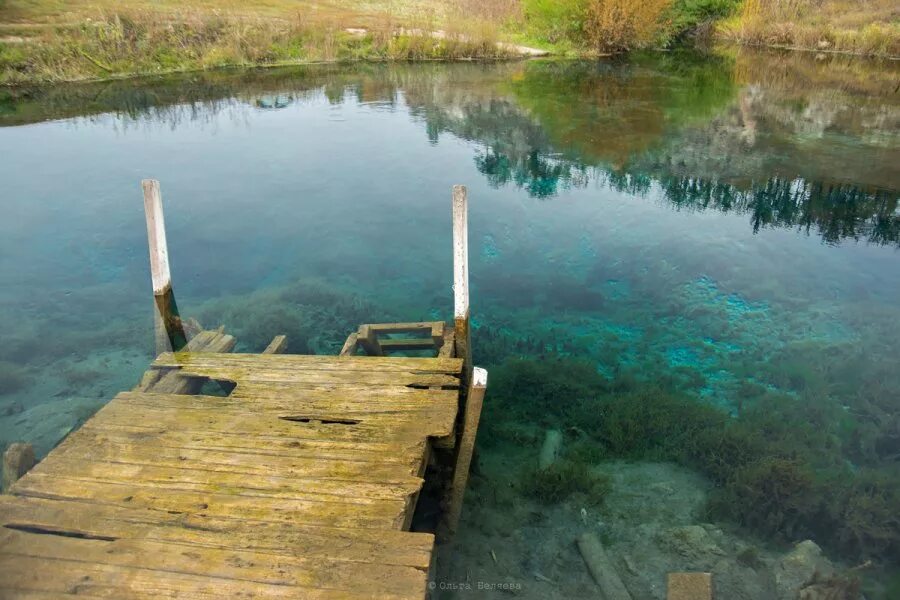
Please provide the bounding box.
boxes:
[196,277,384,354]
[484,357,900,567]
[521,460,612,505]
[0,361,30,396]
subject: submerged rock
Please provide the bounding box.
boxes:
[775,540,835,600]
[657,525,726,562]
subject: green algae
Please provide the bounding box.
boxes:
[521,460,611,506]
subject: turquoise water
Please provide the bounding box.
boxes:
[1,49,899,597]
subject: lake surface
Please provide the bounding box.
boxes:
[1,48,898,597]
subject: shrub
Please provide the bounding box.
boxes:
[522,0,589,44]
[584,0,674,52]
[667,0,741,41]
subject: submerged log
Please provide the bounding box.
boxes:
[538,429,563,470]
[576,532,633,600]
[2,443,35,493]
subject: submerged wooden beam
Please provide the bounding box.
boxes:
[357,325,384,357]
[442,366,487,537]
[577,532,633,600]
[263,335,288,354]
[340,332,360,357]
[2,443,35,493]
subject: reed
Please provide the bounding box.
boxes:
[0,7,514,85]
[718,0,900,57]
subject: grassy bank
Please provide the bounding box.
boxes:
[2,0,898,85]
[0,2,513,85]
[718,0,900,57]
[512,0,898,56]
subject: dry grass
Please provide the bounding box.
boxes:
[718,0,900,57]
[0,3,517,84]
[584,0,673,52]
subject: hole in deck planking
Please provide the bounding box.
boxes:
[279,416,360,425]
[199,378,237,397]
[4,524,117,541]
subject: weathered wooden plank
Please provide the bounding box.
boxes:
[42,439,424,482]
[339,332,359,356]
[443,366,488,537]
[136,328,237,393]
[121,387,459,412]
[153,352,462,374]
[230,381,460,400]
[163,368,459,388]
[94,395,456,440]
[75,421,424,457]
[356,325,384,357]
[12,474,409,529]
[430,321,445,347]
[378,339,437,352]
[77,405,442,444]
[0,529,428,595]
[25,459,423,503]
[0,496,434,567]
[0,555,423,599]
[438,328,455,358]
[667,572,712,600]
[0,592,84,599]
[362,322,440,334]
[262,335,288,354]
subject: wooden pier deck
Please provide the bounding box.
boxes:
[0,347,464,598]
[0,182,488,598]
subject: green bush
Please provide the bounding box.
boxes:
[668,0,741,35]
[522,0,589,44]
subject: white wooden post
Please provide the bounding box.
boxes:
[452,185,471,373]
[142,179,186,354]
[444,366,487,536]
[142,179,172,295]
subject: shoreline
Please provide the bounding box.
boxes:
[3,39,898,89]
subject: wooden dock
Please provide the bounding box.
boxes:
[0,183,487,598]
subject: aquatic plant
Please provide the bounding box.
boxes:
[709,457,816,540]
[0,361,30,396]
[486,356,900,567]
[486,356,609,423]
[520,460,611,505]
[197,278,378,353]
[824,471,900,564]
